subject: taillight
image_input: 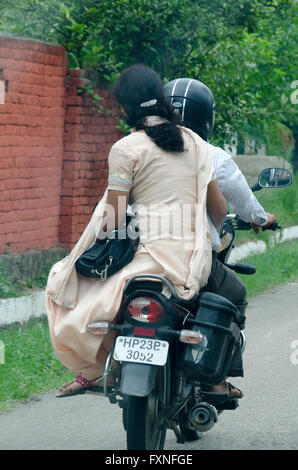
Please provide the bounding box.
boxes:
[127,297,165,323]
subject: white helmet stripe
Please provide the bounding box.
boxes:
[169,78,180,106]
[182,79,193,122]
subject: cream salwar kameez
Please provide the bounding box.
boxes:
[46,126,214,379]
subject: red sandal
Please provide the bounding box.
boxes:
[56,372,114,398]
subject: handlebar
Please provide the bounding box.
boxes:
[223,215,281,232]
[265,220,281,231]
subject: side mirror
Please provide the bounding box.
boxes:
[251,168,292,191]
[258,168,292,188]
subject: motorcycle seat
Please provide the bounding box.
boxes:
[123,279,197,310]
[124,280,163,295]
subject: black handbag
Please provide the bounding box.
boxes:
[75,218,139,280]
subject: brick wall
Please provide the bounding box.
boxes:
[60,70,122,248]
[0,37,67,253]
[0,37,122,254]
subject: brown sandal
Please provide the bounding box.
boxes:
[225,381,243,399]
[202,380,243,405]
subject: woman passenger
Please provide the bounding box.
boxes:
[46,64,227,397]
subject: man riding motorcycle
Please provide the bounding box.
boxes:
[164,78,277,398]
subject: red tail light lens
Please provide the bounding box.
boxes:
[127,297,165,323]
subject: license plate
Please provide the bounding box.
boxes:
[113,336,169,366]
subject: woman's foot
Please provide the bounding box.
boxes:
[56,372,116,397]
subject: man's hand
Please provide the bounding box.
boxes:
[251,212,277,234]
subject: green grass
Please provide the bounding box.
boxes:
[234,174,298,246]
[0,317,73,413]
[0,263,26,299]
[238,239,298,298]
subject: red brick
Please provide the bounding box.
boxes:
[0,39,124,253]
[0,103,21,115]
[66,96,84,106]
[23,61,46,75]
[65,114,82,125]
[42,64,64,77]
[44,86,65,98]
[64,140,84,152]
[69,70,81,78]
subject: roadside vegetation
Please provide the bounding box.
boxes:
[1,238,298,414]
[0,317,73,413]
[238,239,298,298]
[233,174,298,246]
[0,265,23,299]
[0,263,54,299]
[0,0,297,168]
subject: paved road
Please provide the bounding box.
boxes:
[0,282,298,451]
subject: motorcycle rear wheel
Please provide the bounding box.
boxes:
[125,361,170,450]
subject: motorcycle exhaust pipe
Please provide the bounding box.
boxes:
[188,403,218,432]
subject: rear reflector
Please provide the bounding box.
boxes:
[179,329,206,344]
[86,321,110,335]
[127,297,165,323]
[133,328,156,337]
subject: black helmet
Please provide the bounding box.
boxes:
[164,78,216,141]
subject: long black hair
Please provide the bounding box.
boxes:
[114,64,184,152]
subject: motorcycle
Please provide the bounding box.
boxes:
[86,167,292,450]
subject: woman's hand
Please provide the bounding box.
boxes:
[97,190,129,239]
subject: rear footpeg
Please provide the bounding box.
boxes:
[216,397,239,411]
[201,391,239,411]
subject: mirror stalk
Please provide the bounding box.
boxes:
[250,183,262,192]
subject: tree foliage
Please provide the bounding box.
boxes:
[0,0,297,165]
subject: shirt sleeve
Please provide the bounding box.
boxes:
[211,170,216,181]
[218,155,268,226]
[107,143,134,192]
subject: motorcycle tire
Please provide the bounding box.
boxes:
[125,360,170,450]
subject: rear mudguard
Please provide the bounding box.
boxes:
[120,362,157,397]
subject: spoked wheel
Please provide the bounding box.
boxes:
[125,361,170,450]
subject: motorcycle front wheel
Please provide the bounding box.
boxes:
[125,361,170,450]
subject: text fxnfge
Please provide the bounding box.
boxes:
[105,454,193,466]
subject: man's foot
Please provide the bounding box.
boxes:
[208,380,243,398]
